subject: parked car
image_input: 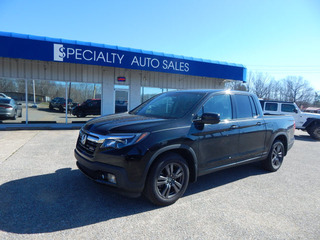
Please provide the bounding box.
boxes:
[49,97,73,112]
[72,99,101,118]
[303,107,320,114]
[75,90,295,206]
[260,100,320,140]
[0,98,22,120]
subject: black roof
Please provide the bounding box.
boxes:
[259,100,294,104]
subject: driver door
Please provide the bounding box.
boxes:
[194,94,240,172]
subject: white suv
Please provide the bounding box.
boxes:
[260,100,320,140]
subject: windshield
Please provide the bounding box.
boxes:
[130,91,205,119]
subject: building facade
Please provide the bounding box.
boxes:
[0,32,246,128]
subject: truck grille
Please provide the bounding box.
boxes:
[76,131,99,157]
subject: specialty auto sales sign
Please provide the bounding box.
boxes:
[0,33,245,81]
[53,43,190,73]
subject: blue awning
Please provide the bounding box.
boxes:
[0,31,246,82]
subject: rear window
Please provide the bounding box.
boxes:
[234,95,255,118]
[281,104,296,112]
[265,103,278,111]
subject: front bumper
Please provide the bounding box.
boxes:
[74,149,144,197]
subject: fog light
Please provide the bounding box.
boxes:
[107,173,117,184]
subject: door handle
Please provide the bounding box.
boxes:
[256,122,262,126]
[230,125,239,129]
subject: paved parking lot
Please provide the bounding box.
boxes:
[0,129,319,239]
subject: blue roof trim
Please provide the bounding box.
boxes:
[0,31,244,67]
[0,31,246,81]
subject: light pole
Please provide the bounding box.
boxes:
[32,80,37,108]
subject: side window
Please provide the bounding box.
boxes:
[234,95,253,119]
[198,94,232,120]
[265,103,278,111]
[281,104,296,112]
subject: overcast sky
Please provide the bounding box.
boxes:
[0,0,319,91]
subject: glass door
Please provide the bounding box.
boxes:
[115,89,128,113]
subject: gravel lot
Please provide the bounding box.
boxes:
[0,129,319,240]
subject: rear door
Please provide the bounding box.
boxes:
[232,94,266,160]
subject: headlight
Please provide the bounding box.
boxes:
[100,133,149,149]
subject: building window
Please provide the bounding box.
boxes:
[0,78,26,124]
[0,78,101,124]
[141,87,177,103]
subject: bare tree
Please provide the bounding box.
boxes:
[280,76,314,106]
[248,72,273,99]
[224,81,247,91]
[314,92,320,107]
[0,78,18,92]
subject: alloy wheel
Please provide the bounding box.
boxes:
[271,143,283,169]
[156,163,185,199]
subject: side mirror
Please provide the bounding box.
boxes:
[294,109,298,113]
[195,112,220,125]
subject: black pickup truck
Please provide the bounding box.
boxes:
[75,90,295,206]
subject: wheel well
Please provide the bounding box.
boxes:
[150,148,197,183]
[311,120,320,127]
[306,119,320,129]
[274,135,288,156]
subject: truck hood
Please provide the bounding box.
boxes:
[83,113,174,135]
[302,112,320,119]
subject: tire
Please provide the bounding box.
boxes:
[11,110,17,120]
[263,140,285,172]
[144,153,189,206]
[59,105,64,113]
[49,103,53,110]
[76,111,85,118]
[307,124,320,140]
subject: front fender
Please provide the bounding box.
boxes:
[303,118,320,128]
[143,144,198,184]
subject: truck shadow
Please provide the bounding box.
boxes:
[294,134,317,142]
[185,162,266,197]
[35,107,61,113]
[0,164,266,234]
